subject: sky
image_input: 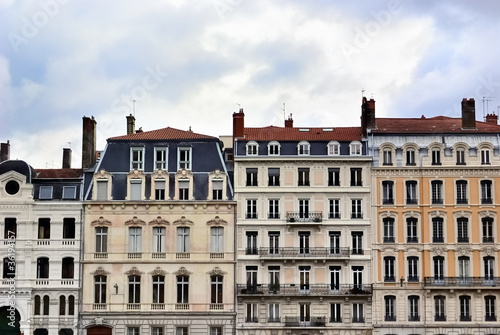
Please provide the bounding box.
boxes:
[2,0,500,169]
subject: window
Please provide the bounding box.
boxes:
[329,231,341,255]
[269,303,280,322]
[432,217,444,243]
[152,275,165,304]
[176,328,188,335]
[350,168,362,186]
[431,149,441,165]
[246,199,257,219]
[431,180,443,204]
[245,303,258,322]
[246,168,258,186]
[268,199,280,219]
[330,303,342,323]
[352,232,363,255]
[211,227,224,253]
[406,181,418,204]
[352,303,364,322]
[298,141,310,155]
[178,179,189,200]
[329,199,340,219]
[129,227,142,253]
[131,147,144,170]
[299,266,310,291]
[384,256,395,282]
[153,227,165,253]
[268,168,280,186]
[383,149,392,165]
[481,180,493,204]
[407,256,419,282]
[298,199,309,220]
[62,186,77,199]
[328,168,340,186]
[299,232,310,255]
[152,328,164,335]
[433,256,445,280]
[269,232,280,255]
[212,179,223,200]
[485,295,496,321]
[37,257,49,278]
[130,179,142,201]
[95,227,108,253]
[383,218,395,243]
[351,199,362,219]
[382,181,394,204]
[483,217,494,243]
[350,141,362,155]
[178,147,191,170]
[457,217,469,243]
[456,180,468,204]
[96,180,108,201]
[3,257,14,279]
[128,327,140,335]
[154,147,167,170]
[94,275,107,304]
[246,231,257,255]
[330,266,341,290]
[385,296,396,321]
[352,266,364,289]
[484,256,495,280]
[177,275,189,304]
[269,266,280,291]
[39,186,53,199]
[63,218,75,239]
[246,141,258,156]
[154,179,166,200]
[38,218,50,239]
[456,148,465,165]
[43,295,49,315]
[406,218,418,243]
[268,141,280,155]
[458,256,470,279]
[128,275,141,305]
[61,257,74,279]
[481,149,491,165]
[434,295,446,321]
[408,295,420,321]
[299,303,311,324]
[406,149,416,166]
[210,327,223,335]
[177,227,190,253]
[211,275,223,305]
[328,141,340,156]
[68,295,75,315]
[459,295,471,321]
[298,168,310,186]
[34,295,41,315]
[4,218,16,240]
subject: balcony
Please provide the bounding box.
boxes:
[456,198,468,205]
[259,247,350,259]
[286,212,322,223]
[82,302,232,312]
[382,198,394,205]
[383,237,395,243]
[350,212,363,219]
[408,315,420,322]
[284,316,325,327]
[483,237,494,243]
[482,198,493,205]
[424,277,500,288]
[237,284,372,296]
[384,315,396,321]
[434,315,446,321]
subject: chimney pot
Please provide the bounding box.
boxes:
[0,141,10,163]
[233,108,245,141]
[285,114,294,128]
[126,114,136,135]
[485,113,498,125]
[361,97,376,136]
[461,98,476,129]
[62,148,72,169]
[82,116,97,169]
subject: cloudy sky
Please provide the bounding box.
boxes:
[1,0,500,168]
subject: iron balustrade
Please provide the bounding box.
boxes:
[286,212,323,223]
[237,283,372,296]
[258,247,350,258]
[284,316,326,327]
[424,277,500,287]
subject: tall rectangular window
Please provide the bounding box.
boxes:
[459,295,471,321]
[434,295,446,321]
[432,217,444,243]
[246,231,257,255]
[269,303,280,322]
[299,232,310,255]
[408,296,420,321]
[352,303,364,322]
[268,199,280,219]
[96,180,108,201]
[483,217,494,243]
[269,266,280,291]
[246,168,258,186]
[431,180,443,204]
[128,275,141,304]
[155,179,166,200]
[130,147,144,170]
[94,275,107,304]
[329,199,340,219]
[407,256,419,282]
[298,199,309,219]
[329,231,341,254]
[268,168,280,186]
[178,147,191,170]
[177,276,189,304]
[432,149,441,165]
[457,217,469,243]
[4,218,16,240]
[328,168,340,186]
[456,149,465,165]
[211,227,224,253]
[433,256,444,280]
[153,227,165,253]
[298,168,310,186]
[456,180,468,204]
[246,199,257,219]
[350,168,362,186]
[130,179,142,201]
[245,303,258,322]
[269,232,280,255]
[481,180,493,204]
[406,149,415,166]
[382,181,394,204]
[154,147,167,170]
[385,296,396,321]
[406,180,417,204]
[36,257,49,278]
[299,266,310,291]
[212,179,223,200]
[330,266,341,290]
[383,149,392,165]
[352,266,363,289]
[330,303,342,322]
[351,199,362,219]
[485,296,496,321]
[38,218,50,239]
[383,218,395,243]
[484,256,495,280]
[246,266,258,292]
[211,275,223,304]
[384,256,395,282]
[299,303,311,324]
[178,180,189,200]
[352,232,363,255]
[177,227,190,252]
[458,256,470,279]
[128,227,142,253]
[406,218,418,243]
[95,227,108,253]
[63,218,75,239]
[481,149,491,165]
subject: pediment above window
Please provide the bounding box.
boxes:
[125,216,146,226]
[173,216,194,226]
[91,216,112,226]
[125,267,144,276]
[149,216,170,225]
[206,216,228,226]
[207,266,227,276]
[92,266,110,275]
[174,267,192,276]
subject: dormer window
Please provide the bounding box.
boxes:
[481,149,491,165]
[39,186,53,200]
[178,147,191,170]
[268,141,280,155]
[62,186,77,200]
[431,149,441,165]
[154,147,168,170]
[130,147,144,170]
[327,141,340,156]
[350,141,362,156]
[246,141,258,156]
[298,141,310,155]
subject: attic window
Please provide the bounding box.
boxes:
[39,186,53,200]
[323,128,333,132]
[5,180,20,195]
[299,128,310,132]
[62,186,77,200]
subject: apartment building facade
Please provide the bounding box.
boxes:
[367,98,500,335]
[80,116,236,335]
[233,110,373,335]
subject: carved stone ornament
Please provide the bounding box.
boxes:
[92,266,110,276]
[173,216,194,226]
[128,169,145,178]
[150,267,167,276]
[91,216,112,226]
[207,216,228,226]
[125,267,144,276]
[430,247,446,256]
[149,216,170,225]
[94,317,104,326]
[456,247,472,256]
[482,247,497,256]
[174,267,192,276]
[152,170,168,178]
[95,170,111,178]
[207,266,227,276]
[125,216,146,226]
[211,169,222,176]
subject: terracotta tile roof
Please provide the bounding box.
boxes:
[372,116,500,134]
[109,127,216,141]
[35,169,83,179]
[241,126,362,141]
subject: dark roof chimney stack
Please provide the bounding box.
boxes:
[361,97,376,136]
[233,108,245,143]
[485,113,498,125]
[0,141,10,163]
[127,114,136,135]
[62,148,72,169]
[82,116,97,169]
[461,98,476,129]
[285,114,293,128]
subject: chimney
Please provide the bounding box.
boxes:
[485,113,498,125]
[62,148,72,169]
[233,108,245,141]
[82,116,97,169]
[285,114,294,128]
[361,97,376,136]
[461,98,476,129]
[126,114,136,135]
[0,141,10,163]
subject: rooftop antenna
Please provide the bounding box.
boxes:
[131,99,140,117]
[482,96,494,120]
[282,103,286,122]
[68,142,71,149]
[361,89,365,99]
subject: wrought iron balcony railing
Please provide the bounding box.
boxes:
[424,277,500,287]
[286,212,322,223]
[258,247,350,258]
[237,284,372,296]
[284,316,326,327]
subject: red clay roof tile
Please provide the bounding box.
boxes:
[109,127,216,141]
[372,117,500,133]
[35,169,83,179]
[241,126,362,141]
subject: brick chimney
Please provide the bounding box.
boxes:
[62,148,72,169]
[126,114,136,135]
[285,114,293,128]
[0,141,10,163]
[461,98,476,129]
[361,97,376,136]
[485,113,498,125]
[82,116,97,169]
[233,108,245,141]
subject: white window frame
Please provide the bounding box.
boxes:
[178,147,192,170]
[327,141,340,156]
[153,227,166,253]
[211,227,224,253]
[268,141,280,155]
[130,147,145,170]
[129,179,142,201]
[154,147,168,170]
[129,227,142,253]
[62,186,77,199]
[177,227,190,252]
[297,141,310,156]
[350,141,362,156]
[39,186,53,200]
[246,141,258,156]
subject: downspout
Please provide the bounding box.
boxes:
[77,207,84,335]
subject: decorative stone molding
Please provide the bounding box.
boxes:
[125,267,144,276]
[125,216,146,226]
[206,216,228,226]
[95,170,111,178]
[90,217,112,226]
[430,247,446,256]
[456,247,472,256]
[150,267,167,276]
[149,216,170,225]
[207,267,227,276]
[173,216,194,226]
[481,247,497,256]
[152,169,168,178]
[92,266,110,275]
[174,267,192,276]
